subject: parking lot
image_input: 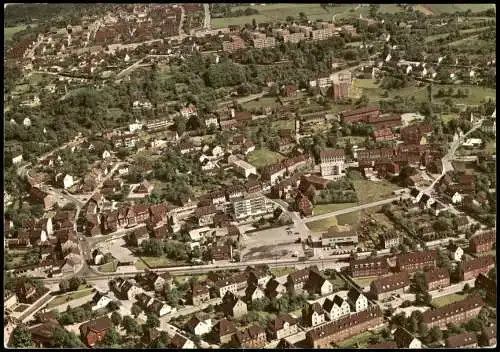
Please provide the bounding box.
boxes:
[96,237,136,263]
[240,225,305,261]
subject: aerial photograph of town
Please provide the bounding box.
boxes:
[3,2,496,349]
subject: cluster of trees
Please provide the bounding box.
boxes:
[139,238,189,262]
[58,276,86,293]
[247,293,309,316]
[312,177,358,205]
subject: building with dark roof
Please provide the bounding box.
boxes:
[370,272,410,301]
[460,255,495,281]
[446,332,478,348]
[396,250,437,273]
[422,294,483,329]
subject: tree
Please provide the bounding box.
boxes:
[145,312,160,328]
[131,303,142,318]
[9,325,33,348]
[488,267,496,281]
[122,315,141,336]
[418,321,429,337]
[465,318,483,332]
[102,327,121,346]
[59,279,70,293]
[463,283,470,293]
[111,311,122,326]
[68,276,81,291]
[430,326,442,342]
[174,116,186,135]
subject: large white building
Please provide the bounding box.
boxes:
[320,149,345,178]
[231,157,257,178]
[232,194,273,220]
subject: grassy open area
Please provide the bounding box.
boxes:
[370,212,395,229]
[329,276,348,291]
[352,276,378,288]
[5,25,28,41]
[13,304,29,313]
[212,4,367,29]
[139,256,186,268]
[425,26,491,43]
[432,293,468,308]
[378,4,405,14]
[423,4,494,14]
[336,211,360,226]
[313,203,357,216]
[98,260,118,273]
[175,274,208,283]
[47,288,94,309]
[247,148,285,168]
[270,266,296,278]
[241,96,281,111]
[306,216,338,233]
[485,141,496,155]
[335,330,373,348]
[353,179,401,204]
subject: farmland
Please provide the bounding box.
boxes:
[247,148,285,168]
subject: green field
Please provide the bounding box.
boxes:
[306,216,338,233]
[313,203,357,216]
[270,266,296,277]
[423,4,494,14]
[336,330,373,348]
[336,211,360,226]
[329,276,347,291]
[378,4,406,14]
[138,256,186,269]
[5,25,28,41]
[98,260,119,273]
[432,293,469,308]
[485,141,496,155]
[353,179,401,205]
[425,26,491,43]
[212,4,367,29]
[247,148,285,168]
[352,276,378,288]
[46,288,94,309]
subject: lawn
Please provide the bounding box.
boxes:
[352,276,378,288]
[485,141,496,155]
[247,148,285,168]
[306,216,338,233]
[336,211,360,226]
[270,266,296,278]
[425,26,490,43]
[370,212,395,229]
[98,260,118,273]
[432,293,468,308]
[313,203,357,216]
[46,288,94,309]
[440,113,459,123]
[13,304,29,313]
[175,274,208,284]
[353,79,428,103]
[335,330,373,348]
[378,4,405,14]
[329,276,348,291]
[4,25,27,41]
[139,256,185,268]
[241,96,281,111]
[423,4,494,14]
[212,4,365,29]
[353,179,401,204]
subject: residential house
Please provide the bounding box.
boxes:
[213,278,238,298]
[148,299,174,317]
[209,243,233,262]
[185,315,212,336]
[347,288,369,313]
[396,250,437,273]
[460,255,495,281]
[221,292,248,319]
[194,205,217,226]
[370,271,410,301]
[212,318,237,345]
[295,192,313,216]
[247,269,272,287]
[245,283,265,302]
[446,332,478,348]
[140,269,173,292]
[264,278,287,299]
[281,84,297,97]
[349,257,389,278]
[322,230,359,248]
[424,268,450,291]
[475,273,496,302]
[380,232,400,249]
[29,320,64,348]
[480,324,496,347]
[372,128,394,142]
[305,306,384,348]
[134,180,154,194]
[470,231,496,253]
[169,333,195,349]
[142,328,160,346]
[29,187,56,210]
[444,188,463,204]
[79,316,113,346]
[422,294,483,329]
[15,281,38,303]
[267,314,298,341]
[286,266,319,294]
[232,325,267,348]
[4,290,18,310]
[302,302,326,327]
[305,270,333,296]
[91,291,113,311]
[340,107,381,124]
[322,295,350,321]
[448,244,464,262]
[112,278,143,301]
[320,149,345,178]
[454,216,470,232]
[394,327,422,348]
[190,283,211,306]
